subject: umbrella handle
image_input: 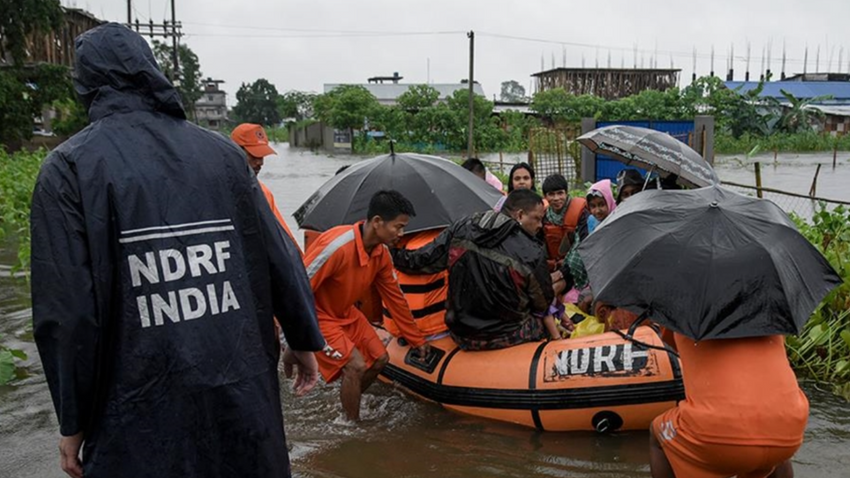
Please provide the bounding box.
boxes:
[627,309,651,336]
[642,164,657,191]
[612,328,680,358]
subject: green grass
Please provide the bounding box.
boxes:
[716,131,850,155]
[0,148,46,273]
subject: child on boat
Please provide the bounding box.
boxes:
[556,179,617,305]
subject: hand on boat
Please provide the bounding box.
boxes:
[560,316,576,335]
[59,432,84,478]
[282,347,320,397]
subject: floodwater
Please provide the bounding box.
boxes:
[1,144,849,478]
[479,150,850,202]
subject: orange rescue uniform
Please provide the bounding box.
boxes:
[260,181,301,256]
[652,333,808,478]
[304,222,426,382]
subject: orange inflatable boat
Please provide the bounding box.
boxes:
[376,326,684,432]
[304,229,684,432]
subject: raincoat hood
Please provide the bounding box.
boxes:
[74,23,185,121]
[588,179,617,217]
[470,210,523,249]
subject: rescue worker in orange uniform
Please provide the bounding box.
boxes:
[541,174,588,272]
[231,123,301,255]
[304,190,429,420]
[650,333,808,478]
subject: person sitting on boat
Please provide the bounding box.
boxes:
[304,190,430,421]
[541,173,589,272]
[392,189,562,351]
[494,162,538,211]
[616,168,646,203]
[554,179,617,304]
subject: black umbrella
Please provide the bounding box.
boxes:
[578,125,719,188]
[578,185,841,340]
[295,153,504,233]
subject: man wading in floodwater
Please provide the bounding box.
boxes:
[30,23,324,478]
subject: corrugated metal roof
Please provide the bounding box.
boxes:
[323,83,486,103]
[724,81,850,103]
[493,103,531,114]
[807,105,850,117]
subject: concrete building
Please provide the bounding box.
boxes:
[324,74,486,105]
[194,78,228,129]
[531,68,681,100]
[1,8,104,68]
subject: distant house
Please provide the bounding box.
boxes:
[724,77,850,136]
[808,105,850,136]
[723,80,850,106]
[195,78,227,129]
[324,73,486,105]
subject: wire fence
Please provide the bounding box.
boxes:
[721,181,850,222]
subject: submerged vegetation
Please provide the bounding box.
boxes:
[789,205,850,400]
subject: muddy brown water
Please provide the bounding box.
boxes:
[1,144,848,478]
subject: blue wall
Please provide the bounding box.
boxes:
[594,120,694,182]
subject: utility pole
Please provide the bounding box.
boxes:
[171,0,179,83]
[467,30,475,157]
[126,1,183,84]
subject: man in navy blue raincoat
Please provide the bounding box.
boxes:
[30,23,325,478]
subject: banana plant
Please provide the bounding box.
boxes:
[778,90,833,134]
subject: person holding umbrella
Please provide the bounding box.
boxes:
[578,186,841,478]
[615,169,646,204]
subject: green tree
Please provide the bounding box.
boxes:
[777,90,831,134]
[51,97,89,136]
[500,80,527,103]
[0,0,63,66]
[530,89,605,123]
[0,70,33,146]
[152,40,203,120]
[233,79,281,126]
[444,89,497,152]
[0,64,75,146]
[397,84,440,110]
[724,81,781,138]
[276,90,315,121]
[313,85,380,133]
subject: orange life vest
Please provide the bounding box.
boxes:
[543,197,587,266]
[383,229,449,337]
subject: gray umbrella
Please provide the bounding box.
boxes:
[577,125,719,188]
[579,186,841,340]
[294,153,504,234]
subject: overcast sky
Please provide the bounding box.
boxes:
[66,0,850,104]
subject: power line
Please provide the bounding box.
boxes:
[476,31,815,66]
[182,21,464,37]
[177,22,837,70]
[187,31,463,40]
